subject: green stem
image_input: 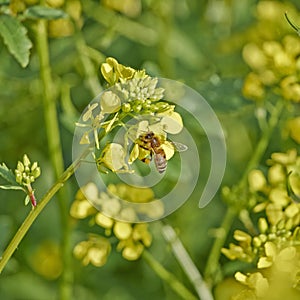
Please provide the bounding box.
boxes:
[142,250,198,300]
[0,153,85,274]
[35,16,72,300]
[204,100,285,283]
[204,207,236,283]
[75,31,103,97]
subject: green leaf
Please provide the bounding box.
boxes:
[0,14,32,68]
[0,163,18,185]
[24,5,68,20]
[0,185,24,191]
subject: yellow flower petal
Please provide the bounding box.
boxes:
[257,256,273,269]
[161,141,175,160]
[101,143,126,171]
[160,111,183,134]
[264,241,277,258]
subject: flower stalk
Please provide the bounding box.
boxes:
[204,99,285,283]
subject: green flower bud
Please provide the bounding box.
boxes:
[33,167,41,179]
[17,161,24,173]
[23,154,30,167]
[150,104,159,112]
[121,103,131,112]
[133,104,142,112]
[15,172,22,184]
[142,102,151,110]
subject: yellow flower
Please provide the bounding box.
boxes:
[248,169,267,192]
[242,73,265,100]
[288,117,300,143]
[73,235,111,267]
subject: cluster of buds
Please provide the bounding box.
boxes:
[15,154,41,207]
[15,154,41,186]
[70,182,160,266]
[222,149,300,298]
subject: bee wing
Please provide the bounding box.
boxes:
[172,142,188,152]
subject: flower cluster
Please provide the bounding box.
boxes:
[70,182,161,266]
[77,57,185,174]
[222,149,300,299]
[242,34,300,102]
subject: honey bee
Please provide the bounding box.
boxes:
[137,131,187,173]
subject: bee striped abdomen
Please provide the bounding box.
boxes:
[154,149,167,173]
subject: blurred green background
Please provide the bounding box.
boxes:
[0,0,299,299]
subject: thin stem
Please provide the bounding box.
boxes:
[204,100,285,284]
[0,152,86,274]
[142,249,198,300]
[204,207,236,283]
[75,31,103,97]
[162,224,214,300]
[35,15,72,300]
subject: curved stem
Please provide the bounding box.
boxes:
[142,249,198,300]
[204,100,285,284]
[0,153,85,274]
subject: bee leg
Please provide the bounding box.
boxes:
[141,151,152,164]
[141,157,151,164]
